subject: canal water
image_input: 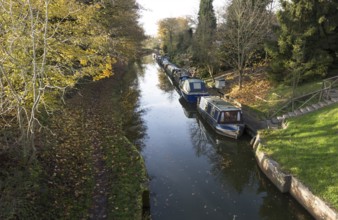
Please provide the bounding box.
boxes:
[136,58,313,220]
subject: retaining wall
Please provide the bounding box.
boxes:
[252,134,338,220]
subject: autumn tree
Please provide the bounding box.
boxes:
[157,17,192,58]
[193,0,217,79]
[267,0,338,83]
[0,0,145,160]
[94,0,145,61]
[218,0,274,89]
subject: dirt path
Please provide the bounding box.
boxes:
[88,114,109,219]
[66,75,123,219]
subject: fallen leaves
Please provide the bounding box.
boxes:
[227,73,273,106]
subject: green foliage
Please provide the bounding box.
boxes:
[94,0,146,61]
[143,37,161,51]
[260,103,338,210]
[193,0,217,65]
[105,136,147,219]
[267,0,338,83]
[157,17,193,59]
[0,161,42,220]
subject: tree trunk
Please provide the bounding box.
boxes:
[207,64,215,83]
[239,69,243,89]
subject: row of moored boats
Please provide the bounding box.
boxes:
[154,54,245,139]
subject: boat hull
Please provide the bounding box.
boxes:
[197,106,245,139]
[181,90,208,103]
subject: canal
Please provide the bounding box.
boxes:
[134,57,313,220]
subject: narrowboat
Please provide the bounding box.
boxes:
[195,114,239,149]
[180,78,209,103]
[166,63,179,78]
[197,96,245,139]
[172,68,191,86]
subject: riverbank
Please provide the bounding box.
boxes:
[257,103,338,217]
[223,73,338,219]
[0,64,148,219]
[61,67,149,219]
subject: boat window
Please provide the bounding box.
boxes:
[206,104,212,114]
[192,82,201,90]
[210,108,215,118]
[219,111,241,123]
[213,110,219,120]
[190,82,206,92]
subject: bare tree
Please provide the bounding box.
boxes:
[218,0,275,89]
[0,0,51,160]
[0,0,83,161]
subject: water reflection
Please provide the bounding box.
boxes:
[135,57,313,220]
[190,115,255,193]
[178,97,197,119]
[157,70,175,93]
[120,63,148,150]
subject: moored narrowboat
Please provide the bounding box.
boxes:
[172,68,191,86]
[197,96,245,139]
[180,78,209,103]
[166,63,179,77]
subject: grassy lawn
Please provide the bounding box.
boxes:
[260,103,338,211]
[253,80,323,117]
[104,135,148,219]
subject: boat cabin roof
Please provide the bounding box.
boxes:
[200,96,240,111]
[182,78,207,92]
[185,78,204,83]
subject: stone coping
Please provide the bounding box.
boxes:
[252,134,338,220]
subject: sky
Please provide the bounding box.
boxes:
[137,0,226,36]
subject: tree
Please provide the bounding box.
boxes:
[267,0,338,84]
[0,0,79,160]
[0,0,145,161]
[95,0,146,62]
[218,0,274,89]
[193,0,217,79]
[157,17,191,57]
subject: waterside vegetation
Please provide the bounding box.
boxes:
[260,103,338,211]
[0,0,148,219]
[152,0,338,215]
[1,0,338,218]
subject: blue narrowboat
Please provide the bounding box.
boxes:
[180,78,209,103]
[197,96,245,139]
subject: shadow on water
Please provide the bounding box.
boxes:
[118,62,148,150]
[190,115,313,220]
[130,56,314,220]
[179,97,197,119]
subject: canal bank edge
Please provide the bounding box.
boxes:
[251,134,338,220]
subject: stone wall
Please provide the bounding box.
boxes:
[252,134,338,220]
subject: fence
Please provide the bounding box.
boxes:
[268,75,338,118]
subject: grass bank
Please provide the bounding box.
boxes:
[213,70,337,211]
[259,103,338,211]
